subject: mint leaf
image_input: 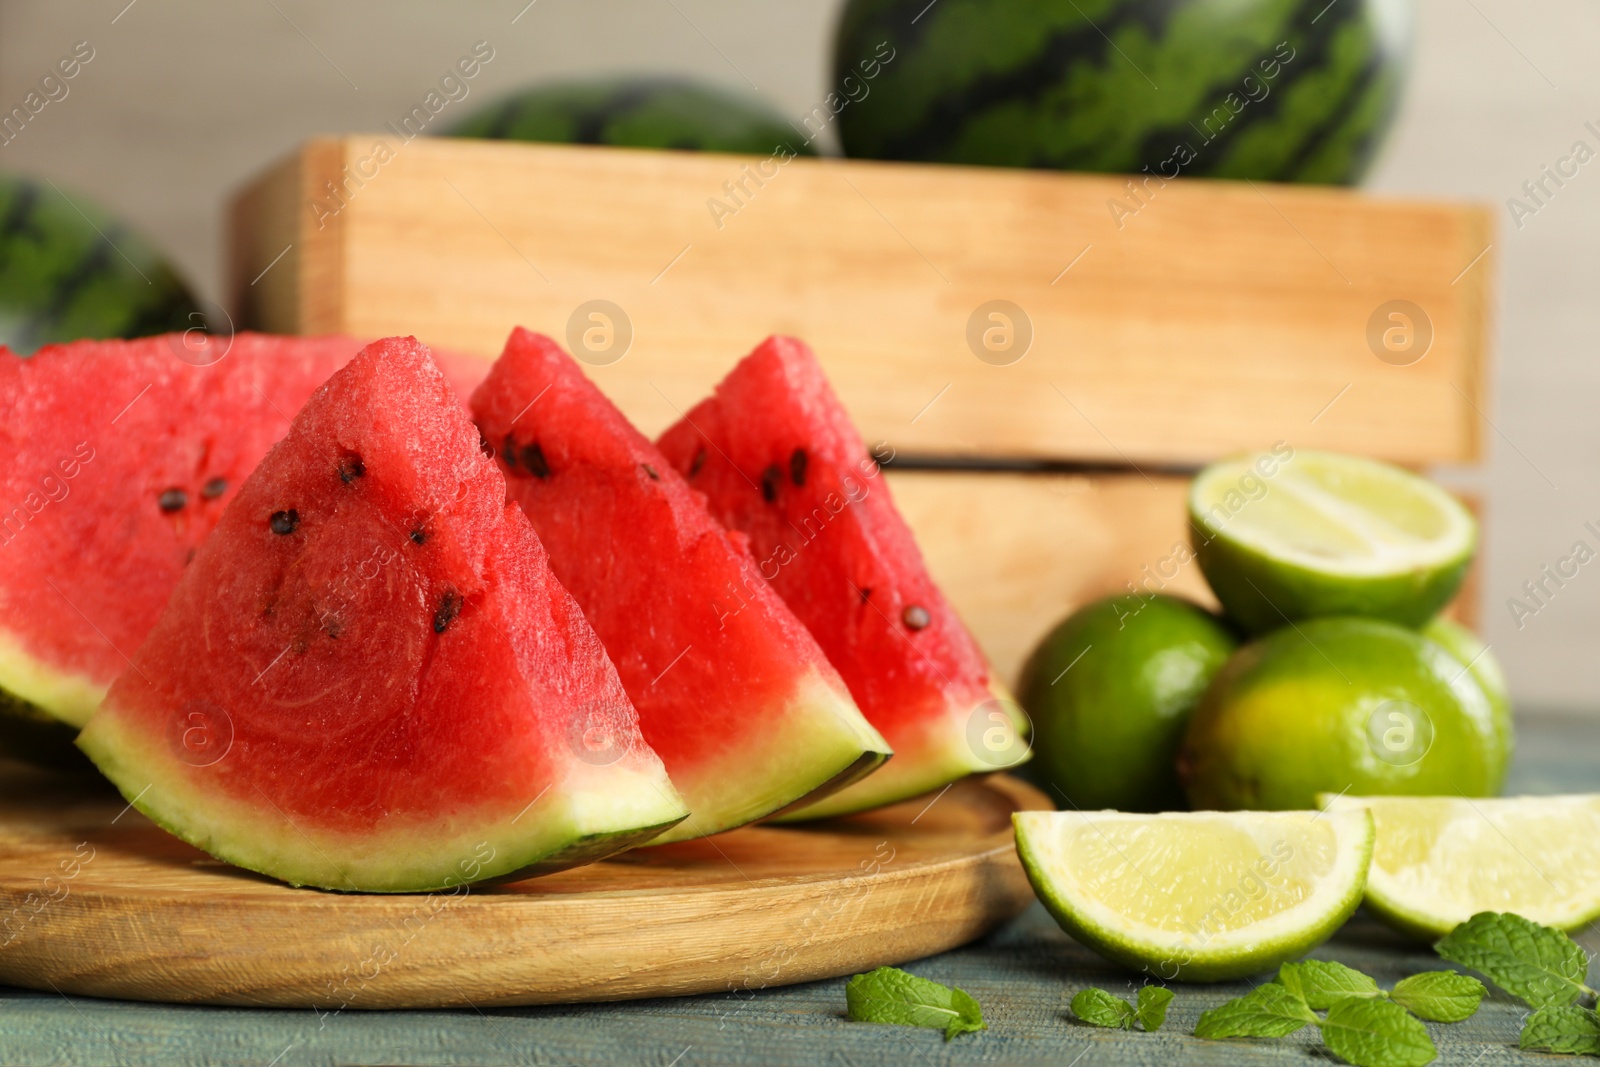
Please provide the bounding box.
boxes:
[1320,997,1437,1067]
[1389,971,1485,1023]
[845,967,986,1041]
[1279,959,1382,1010]
[1434,912,1592,1009]
[1521,1005,1600,1055]
[1194,983,1317,1039]
[1136,986,1174,1032]
[1071,987,1135,1029]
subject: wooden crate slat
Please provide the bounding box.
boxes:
[890,471,1480,686]
[230,137,1494,467]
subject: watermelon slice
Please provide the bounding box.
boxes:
[470,329,890,841]
[77,337,685,891]
[0,333,486,732]
[656,336,1029,819]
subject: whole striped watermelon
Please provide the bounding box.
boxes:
[449,77,817,156]
[833,0,1411,184]
[0,174,200,355]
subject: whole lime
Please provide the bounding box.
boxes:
[1017,594,1237,812]
[1179,617,1502,811]
[1422,617,1513,791]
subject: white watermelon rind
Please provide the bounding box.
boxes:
[0,624,104,728]
[772,679,1031,822]
[649,668,889,844]
[77,710,690,893]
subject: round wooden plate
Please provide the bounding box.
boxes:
[0,764,1048,1009]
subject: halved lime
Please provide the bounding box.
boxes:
[1321,794,1600,940]
[1188,450,1476,632]
[1013,808,1373,982]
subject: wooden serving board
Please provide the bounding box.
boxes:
[0,764,1046,1010]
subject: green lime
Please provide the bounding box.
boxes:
[1422,617,1512,791]
[1017,595,1237,812]
[1014,808,1373,982]
[1188,449,1476,633]
[1322,794,1600,940]
[1179,617,1502,811]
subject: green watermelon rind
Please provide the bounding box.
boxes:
[77,711,689,893]
[447,76,817,157]
[647,669,890,843]
[0,176,201,356]
[0,687,94,772]
[831,0,1408,185]
[0,625,104,728]
[773,680,1030,822]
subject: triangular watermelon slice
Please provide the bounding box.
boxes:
[656,336,1029,819]
[471,329,890,841]
[0,333,487,733]
[77,337,686,891]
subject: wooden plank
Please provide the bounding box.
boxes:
[229,137,1493,466]
[889,471,1480,686]
[0,768,1040,1009]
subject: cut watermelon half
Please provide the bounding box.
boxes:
[0,333,486,733]
[471,329,890,842]
[657,336,1029,819]
[77,337,686,891]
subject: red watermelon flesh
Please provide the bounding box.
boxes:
[471,328,889,842]
[77,337,686,891]
[656,335,1029,819]
[0,333,486,730]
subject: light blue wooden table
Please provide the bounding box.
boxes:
[2,713,1594,1067]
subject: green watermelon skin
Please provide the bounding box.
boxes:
[833,0,1410,184]
[448,77,817,156]
[0,175,200,355]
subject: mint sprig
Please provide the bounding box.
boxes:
[844,966,986,1041]
[1069,985,1171,1032]
[1388,971,1485,1023]
[1195,982,1318,1038]
[1320,997,1437,1067]
[1136,985,1174,1032]
[1521,1005,1600,1055]
[1196,979,1433,1067]
[1279,959,1382,1009]
[1434,911,1597,1010]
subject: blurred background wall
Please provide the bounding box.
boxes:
[1,0,1594,710]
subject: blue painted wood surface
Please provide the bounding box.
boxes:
[2,713,1595,1067]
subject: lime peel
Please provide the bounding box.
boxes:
[1014,808,1373,982]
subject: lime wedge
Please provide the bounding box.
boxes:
[1188,450,1476,632]
[1013,808,1373,982]
[1321,794,1600,940]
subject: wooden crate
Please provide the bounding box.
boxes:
[230,138,1493,681]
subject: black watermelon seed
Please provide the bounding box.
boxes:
[326,618,343,640]
[789,448,808,487]
[409,529,427,546]
[760,464,782,503]
[478,431,495,458]
[501,435,519,469]
[158,488,187,512]
[434,590,463,634]
[902,604,931,630]
[689,447,706,477]
[338,453,365,483]
[642,463,660,481]
[859,586,873,603]
[269,509,299,535]
[520,442,550,478]
[200,477,228,499]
